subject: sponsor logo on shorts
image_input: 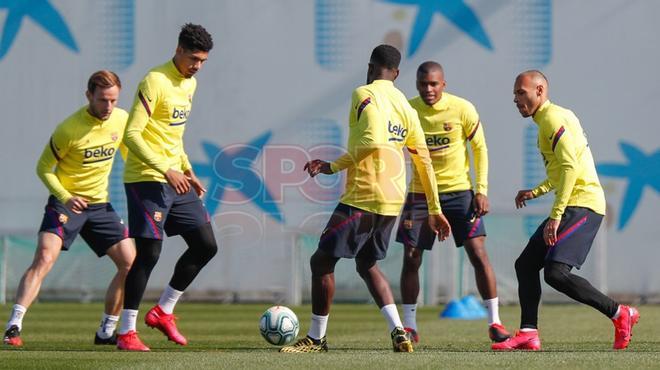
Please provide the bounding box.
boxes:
[403,219,413,229]
[153,211,162,222]
[58,214,68,224]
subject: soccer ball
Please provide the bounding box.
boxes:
[259,306,300,345]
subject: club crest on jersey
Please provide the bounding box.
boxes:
[58,213,68,224]
[111,132,119,142]
[444,123,452,131]
[153,211,162,222]
[403,219,413,229]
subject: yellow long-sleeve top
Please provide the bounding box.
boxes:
[36,106,128,204]
[531,100,606,219]
[124,60,195,183]
[329,80,442,216]
[408,93,488,195]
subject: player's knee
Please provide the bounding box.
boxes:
[514,255,531,276]
[310,250,336,276]
[197,239,218,263]
[403,246,422,270]
[355,259,376,278]
[543,262,569,288]
[135,239,162,269]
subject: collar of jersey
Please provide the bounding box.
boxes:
[82,106,104,125]
[429,93,451,111]
[532,99,552,123]
[371,79,393,87]
[166,59,186,81]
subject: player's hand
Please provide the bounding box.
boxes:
[165,169,191,195]
[428,214,451,241]
[543,218,560,246]
[473,193,489,216]
[185,170,207,198]
[515,189,534,209]
[304,159,332,177]
[65,196,88,214]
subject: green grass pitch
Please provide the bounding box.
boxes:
[1,303,659,369]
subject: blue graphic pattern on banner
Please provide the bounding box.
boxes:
[518,0,552,236]
[193,131,285,223]
[381,0,492,57]
[0,0,78,59]
[315,0,350,70]
[597,142,660,230]
[101,0,134,71]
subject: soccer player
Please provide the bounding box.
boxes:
[116,23,217,352]
[492,70,639,351]
[280,45,451,353]
[3,71,135,347]
[396,62,510,344]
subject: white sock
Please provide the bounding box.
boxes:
[96,313,119,339]
[520,328,537,333]
[611,305,622,319]
[380,304,403,332]
[307,314,329,340]
[484,297,501,325]
[7,304,27,331]
[402,304,418,330]
[118,309,138,335]
[158,285,184,314]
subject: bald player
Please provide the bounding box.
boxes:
[492,70,639,351]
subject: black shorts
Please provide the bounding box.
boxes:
[396,191,486,249]
[529,206,603,269]
[318,203,396,260]
[125,182,210,240]
[38,195,128,257]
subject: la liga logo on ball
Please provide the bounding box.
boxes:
[259,306,299,346]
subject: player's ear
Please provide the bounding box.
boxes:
[393,68,400,81]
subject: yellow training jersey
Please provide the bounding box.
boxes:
[124,59,196,183]
[36,106,128,204]
[408,93,488,195]
[531,100,606,219]
[330,80,441,216]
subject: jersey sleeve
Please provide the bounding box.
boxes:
[547,121,580,219]
[462,103,488,195]
[405,111,442,215]
[124,75,171,174]
[531,178,553,198]
[330,88,381,173]
[35,125,73,203]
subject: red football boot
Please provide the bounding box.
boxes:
[488,323,511,343]
[612,305,640,350]
[404,327,420,344]
[145,305,188,345]
[491,330,541,351]
[117,330,150,351]
[3,325,23,347]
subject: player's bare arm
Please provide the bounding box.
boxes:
[304,159,332,177]
[184,169,206,197]
[65,196,88,214]
[515,189,534,208]
[428,214,451,241]
[164,169,191,195]
[473,193,489,216]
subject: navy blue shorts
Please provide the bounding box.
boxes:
[396,191,486,249]
[318,203,396,260]
[528,207,603,269]
[38,195,128,257]
[125,182,210,240]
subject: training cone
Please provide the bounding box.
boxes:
[460,295,488,319]
[440,299,472,319]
